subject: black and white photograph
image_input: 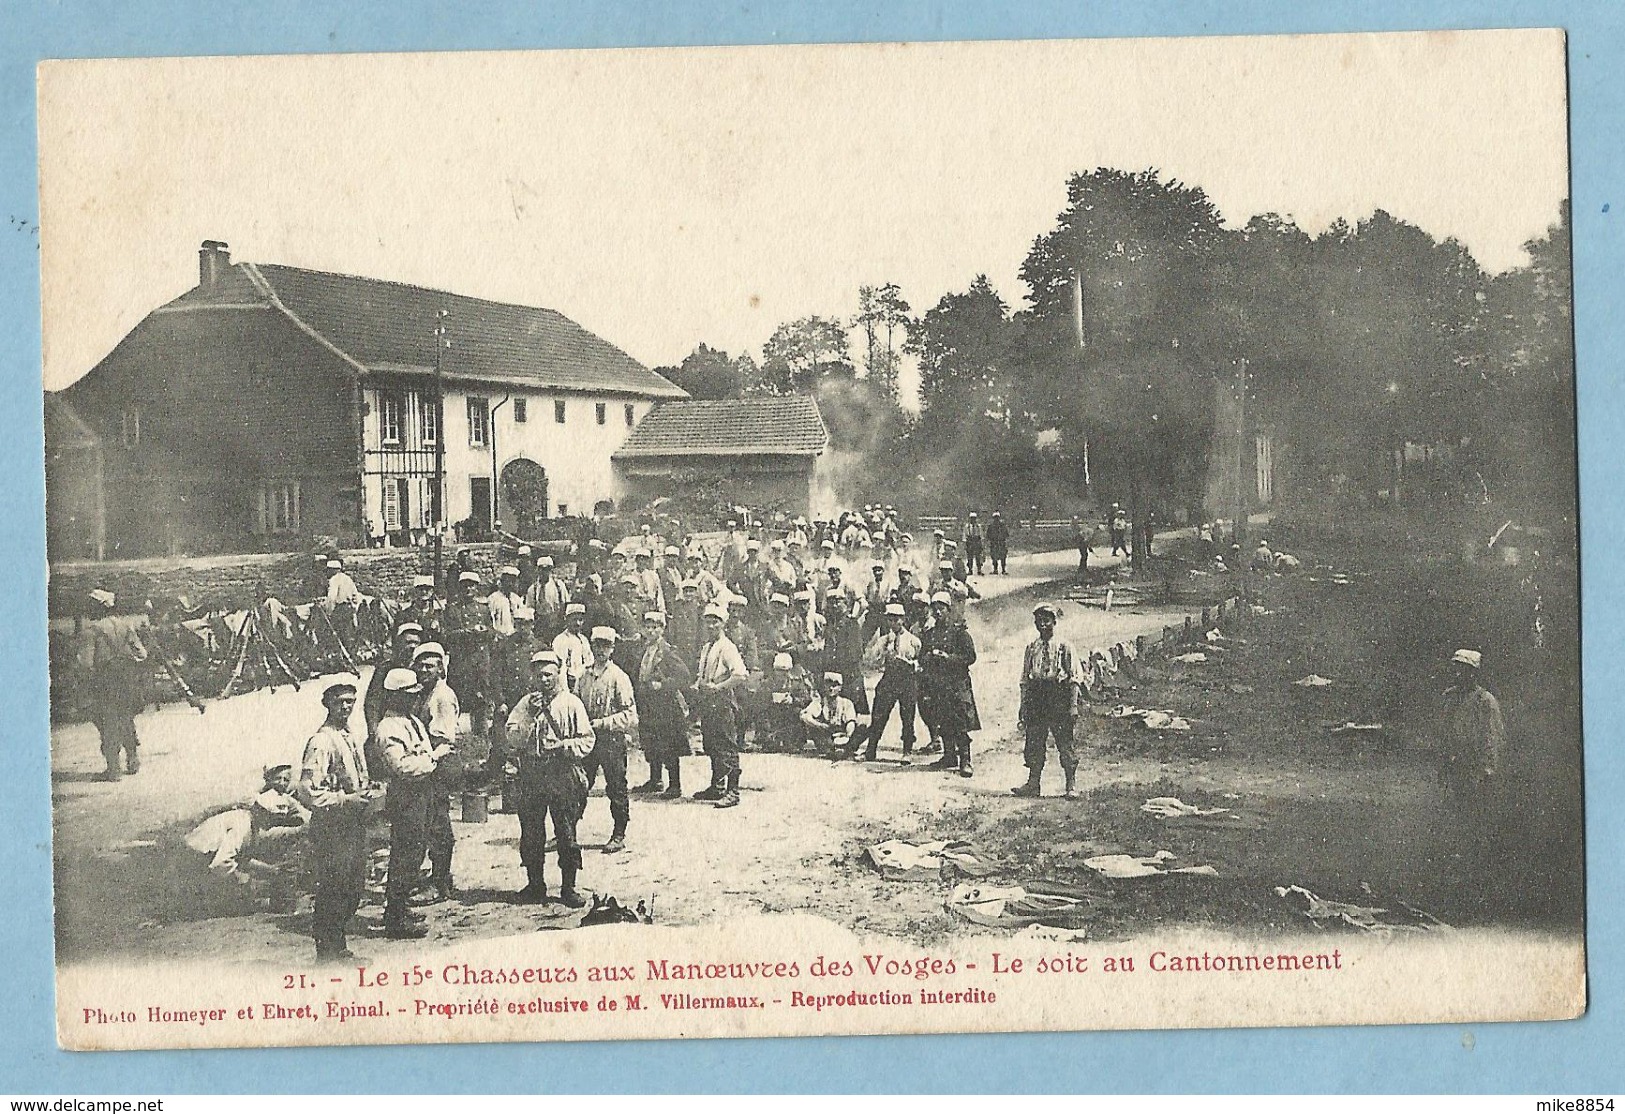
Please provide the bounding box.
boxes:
[38,30,1583,1049]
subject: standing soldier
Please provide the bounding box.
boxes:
[821,593,869,737]
[579,628,639,855]
[660,545,685,608]
[986,511,1010,575]
[669,581,704,667]
[526,555,571,643]
[861,562,890,642]
[376,667,452,938]
[489,565,524,712]
[551,602,595,693]
[633,610,694,798]
[632,549,666,614]
[506,650,595,907]
[694,603,750,808]
[398,575,445,642]
[80,589,150,781]
[1439,649,1508,813]
[443,571,496,743]
[1012,604,1081,799]
[298,681,380,961]
[962,512,986,577]
[857,602,922,761]
[411,642,461,902]
[920,592,980,778]
[1108,503,1130,558]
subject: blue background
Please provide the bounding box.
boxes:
[3,0,1619,1094]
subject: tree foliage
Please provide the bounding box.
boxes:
[759,316,853,394]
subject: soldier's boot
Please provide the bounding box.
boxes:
[557,865,586,909]
[602,828,627,855]
[382,907,429,939]
[1011,770,1042,798]
[125,748,141,775]
[1063,769,1078,799]
[660,767,683,799]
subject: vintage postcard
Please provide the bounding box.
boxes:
[38,29,1582,1051]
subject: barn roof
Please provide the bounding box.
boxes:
[158,261,687,399]
[613,396,829,458]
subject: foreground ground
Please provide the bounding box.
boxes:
[52,533,1583,965]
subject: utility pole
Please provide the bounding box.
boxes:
[433,309,449,587]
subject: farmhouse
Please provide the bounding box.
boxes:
[612,395,833,518]
[47,242,686,559]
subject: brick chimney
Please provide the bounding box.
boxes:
[198,240,230,291]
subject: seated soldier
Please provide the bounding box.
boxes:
[801,671,859,759]
[763,651,816,752]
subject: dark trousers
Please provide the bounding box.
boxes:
[94,704,139,771]
[701,706,741,790]
[641,715,686,787]
[1110,529,1127,556]
[1023,683,1078,774]
[384,783,430,920]
[310,813,368,952]
[965,544,984,576]
[516,774,583,886]
[864,672,919,758]
[584,734,631,835]
[989,546,1008,574]
[940,726,972,769]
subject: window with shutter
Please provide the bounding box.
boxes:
[382,479,402,531]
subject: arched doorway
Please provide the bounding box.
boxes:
[499,458,549,538]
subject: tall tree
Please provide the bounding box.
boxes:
[654,342,755,400]
[759,316,853,394]
[1016,168,1227,566]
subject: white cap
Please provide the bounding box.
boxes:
[823,671,844,684]
[411,641,446,660]
[821,539,835,550]
[770,593,790,606]
[326,560,343,570]
[770,539,785,551]
[1452,649,1483,668]
[394,621,424,637]
[930,591,953,606]
[643,610,667,624]
[702,602,729,621]
[458,571,480,584]
[537,555,554,568]
[772,652,793,670]
[383,667,421,692]
[498,564,518,577]
[664,545,680,556]
[530,649,560,666]
[411,574,435,588]
[518,545,532,556]
[590,626,618,643]
[884,603,906,617]
[565,602,587,616]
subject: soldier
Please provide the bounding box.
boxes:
[298,681,381,961]
[363,620,424,760]
[632,549,665,613]
[489,565,526,712]
[986,511,1010,575]
[505,650,594,907]
[1109,503,1130,557]
[80,589,150,781]
[376,667,453,938]
[668,580,704,668]
[1439,649,1508,812]
[857,602,922,761]
[694,603,750,808]
[411,642,462,902]
[801,671,859,758]
[920,591,980,778]
[821,593,869,732]
[633,610,694,797]
[442,571,496,742]
[660,545,685,608]
[551,602,594,693]
[1012,604,1081,799]
[526,554,571,642]
[579,627,639,855]
[861,561,890,642]
[963,512,986,576]
[763,651,815,752]
[397,575,445,642]
[324,557,360,608]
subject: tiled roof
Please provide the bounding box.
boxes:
[160,262,687,399]
[613,396,829,458]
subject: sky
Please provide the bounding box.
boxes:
[37,29,1569,393]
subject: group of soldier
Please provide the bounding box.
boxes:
[281,507,1022,959]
